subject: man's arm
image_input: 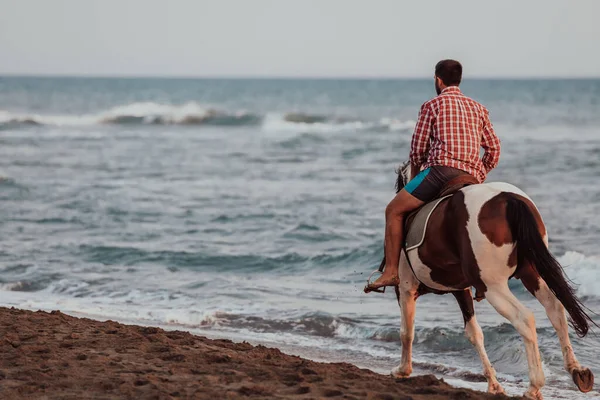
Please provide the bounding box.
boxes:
[409,102,433,178]
[481,108,500,173]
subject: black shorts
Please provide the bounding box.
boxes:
[404,166,470,202]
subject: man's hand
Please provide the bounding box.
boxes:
[481,108,500,172]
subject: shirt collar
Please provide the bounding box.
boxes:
[441,86,461,94]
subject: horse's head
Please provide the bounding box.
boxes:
[395,160,411,193]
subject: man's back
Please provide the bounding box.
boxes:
[410,86,500,183]
[365,59,501,293]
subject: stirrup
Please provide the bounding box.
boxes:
[364,270,386,293]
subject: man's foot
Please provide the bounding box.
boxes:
[364,270,400,293]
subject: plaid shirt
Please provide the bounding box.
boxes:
[409,86,500,183]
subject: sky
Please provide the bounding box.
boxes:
[1,0,599,78]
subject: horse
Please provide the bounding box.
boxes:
[377,160,595,400]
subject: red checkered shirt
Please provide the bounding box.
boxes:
[409,86,500,183]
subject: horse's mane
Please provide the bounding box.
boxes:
[394,161,410,193]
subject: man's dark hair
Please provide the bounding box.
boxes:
[435,59,462,86]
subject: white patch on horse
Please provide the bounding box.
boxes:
[406,249,457,291]
[483,182,529,198]
[461,185,517,284]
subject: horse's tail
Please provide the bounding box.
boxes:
[505,195,594,337]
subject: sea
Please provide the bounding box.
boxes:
[0,77,599,399]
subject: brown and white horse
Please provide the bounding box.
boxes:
[384,161,595,400]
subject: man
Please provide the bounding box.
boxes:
[365,59,501,292]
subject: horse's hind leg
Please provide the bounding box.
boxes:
[519,263,594,393]
[452,289,504,394]
[486,283,545,400]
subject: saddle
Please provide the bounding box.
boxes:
[437,174,479,198]
[368,174,479,294]
[404,174,479,251]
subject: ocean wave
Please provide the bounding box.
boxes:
[0,110,97,128]
[557,251,600,298]
[0,281,29,291]
[508,251,600,298]
[0,273,64,293]
[505,251,600,299]
[74,240,386,275]
[77,244,311,272]
[0,104,415,132]
[194,310,398,340]
[187,309,569,396]
[264,113,414,133]
[174,308,558,366]
[283,112,329,124]
[99,102,261,126]
[0,103,261,128]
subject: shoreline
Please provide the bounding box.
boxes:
[0,306,515,399]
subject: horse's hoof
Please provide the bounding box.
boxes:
[572,367,594,393]
[487,381,505,395]
[523,389,543,400]
[391,365,411,378]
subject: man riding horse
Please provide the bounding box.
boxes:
[361,60,595,399]
[365,59,501,292]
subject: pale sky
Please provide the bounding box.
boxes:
[1,0,599,78]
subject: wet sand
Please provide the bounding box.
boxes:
[0,307,516,399]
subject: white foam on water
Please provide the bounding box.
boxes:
[262,113,375,133]
[99,102,219,124]
[378,118,416,131]
[1,105,416,133]
[0,102,251,127]
[0,109,97,126]
[558,251,600,297]
[262,113,416,134]
[0,282,25,291]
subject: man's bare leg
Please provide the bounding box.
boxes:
[365,189,424,292]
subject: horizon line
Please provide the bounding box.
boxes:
[1,73,600,80]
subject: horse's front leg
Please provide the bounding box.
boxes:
[453,289,505,395]
[392,255,419,378]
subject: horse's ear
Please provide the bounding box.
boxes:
[394,165,405,193]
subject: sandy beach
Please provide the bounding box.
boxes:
[0,307,518,399]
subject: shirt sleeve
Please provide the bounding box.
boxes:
[480,108,500,172]
[409,102,433,167]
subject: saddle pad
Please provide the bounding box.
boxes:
[405,195,452,251]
